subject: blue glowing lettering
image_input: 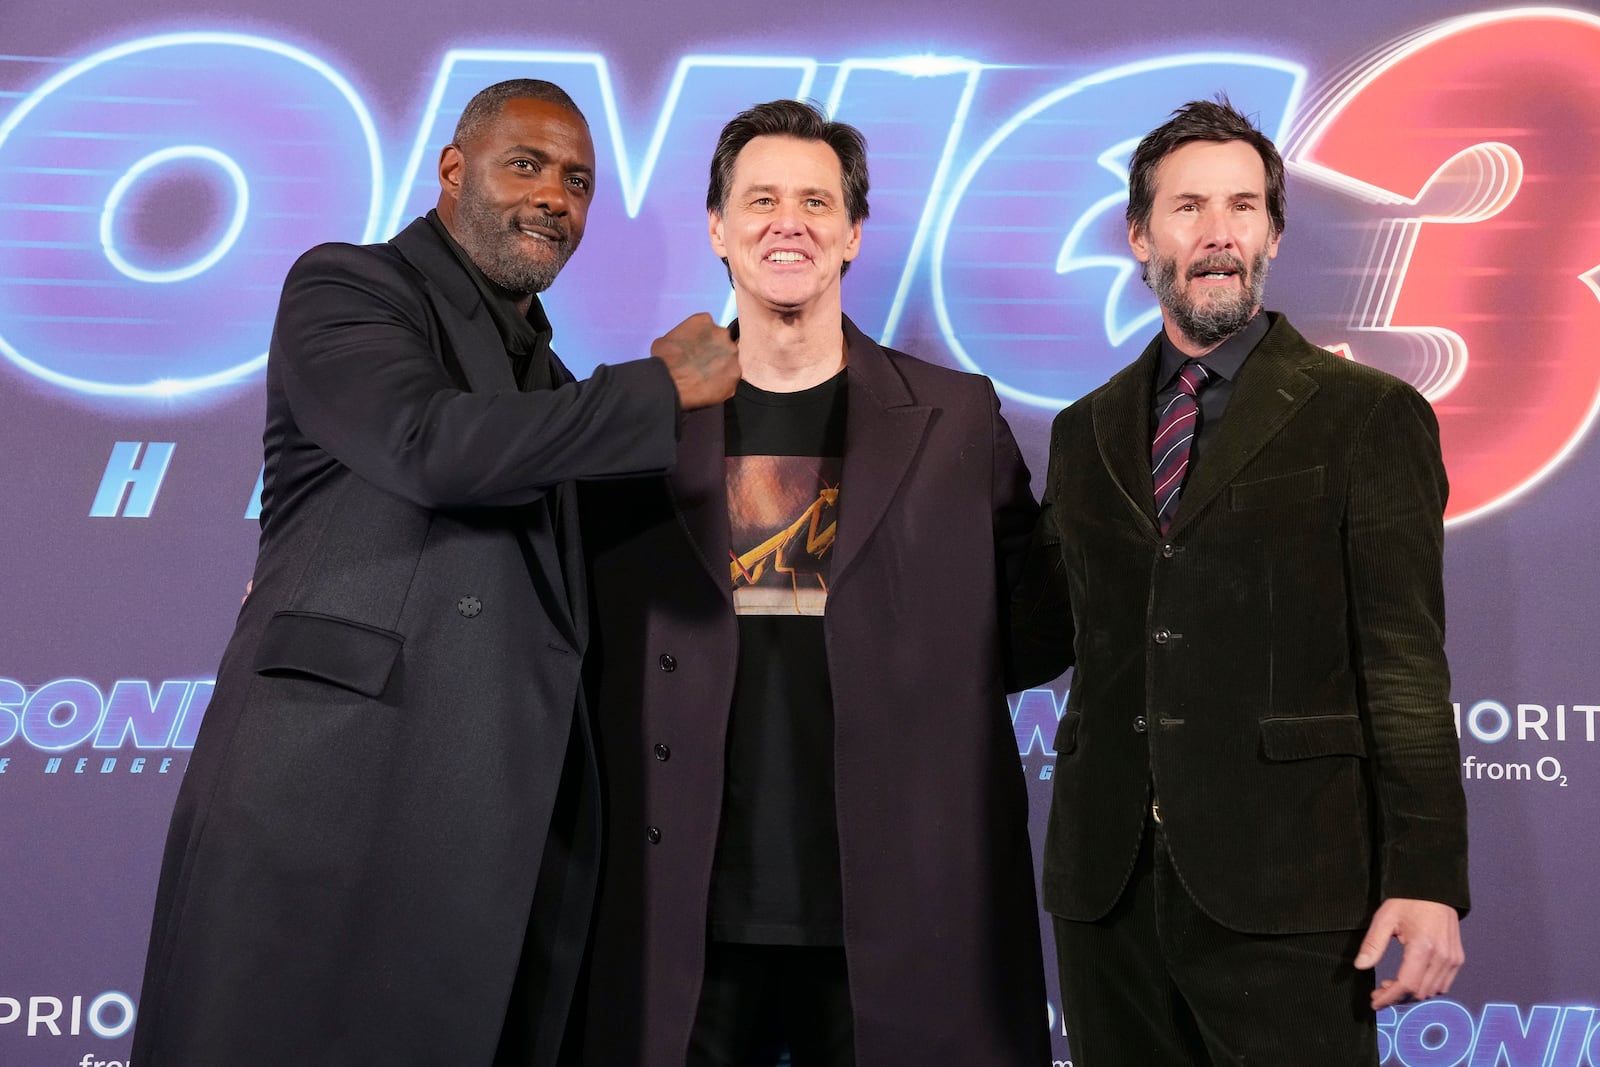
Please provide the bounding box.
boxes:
[1,677,210,751]
[1010,687,1066,757]
[1378,1001,1600,1067]
[89,441,174,517]
[0,35,1310,406]
[94,679,193,749]
[0,32,382,398]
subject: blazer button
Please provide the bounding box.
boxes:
[646,826,662,844]
[654,743,671,762]
[1152,628,1170,644]
[1160,544,1175,559]
[659,653,677,672]
[457,595,482,618]
[1133,715,1148,733]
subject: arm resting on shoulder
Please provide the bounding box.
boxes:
[274,243,679,511]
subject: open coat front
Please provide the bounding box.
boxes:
[579,318,1051,1065]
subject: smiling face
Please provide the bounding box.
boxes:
[436,97,595,295]
[1130,138,1281,352]
[708,135,862,318]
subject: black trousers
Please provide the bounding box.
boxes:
[1053,819,1376,1067]
[688,942,855,1067]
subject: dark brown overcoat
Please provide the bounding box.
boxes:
[580,317,1052,1065]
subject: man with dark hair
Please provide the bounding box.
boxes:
[1011,96,1469,1064]
[131,79,738,1066]
[579,98,1052,1066]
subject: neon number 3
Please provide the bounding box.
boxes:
[1294,10,1600,523]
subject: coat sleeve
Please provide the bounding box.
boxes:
[1345,382,1470,914]
[272,242,680,510]
[1003,405,1076,692]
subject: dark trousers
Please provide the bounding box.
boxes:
[688,942,855,1067]
[1053,820,1376,1067]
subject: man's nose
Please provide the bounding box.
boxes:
[1199,206,1236,248]
[769,199,803,233]
[528,175,569,215]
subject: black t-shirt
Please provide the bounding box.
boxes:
[707,370,847,945]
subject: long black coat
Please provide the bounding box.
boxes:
[1012,313,1470,933]
[131,217,679,1065]
[579,318,1052,1065]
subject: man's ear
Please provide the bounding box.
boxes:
[438,144,465,202]
[1128,219,1152,265]
[708,208,727,259]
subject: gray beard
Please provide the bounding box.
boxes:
[453,185,574,295]
[1149,249,1270,348]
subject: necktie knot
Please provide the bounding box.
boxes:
[1176,360,1209,398]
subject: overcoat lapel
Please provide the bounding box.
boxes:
[668,316,929,596]
[1091,335,1164,533]
[390,217,578,645]
[1164,324,1317,535]
[830,317,931,588]
[390,218,517,396]
[669,403,735,599]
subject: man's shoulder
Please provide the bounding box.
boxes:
[1261,312,1418,401]
[876,343,994,396]
[289,236,416,286]
[1045,349,1146,437]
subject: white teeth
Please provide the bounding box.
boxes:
[767,251,805,263]
[519,229,555,241]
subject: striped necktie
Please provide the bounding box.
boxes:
[1152,360,1210,533]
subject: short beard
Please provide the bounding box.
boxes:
[1147,247,1270,348]
[453,176,575,295]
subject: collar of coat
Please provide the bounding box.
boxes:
[1092,311,1322,537]
[669,315,935,598]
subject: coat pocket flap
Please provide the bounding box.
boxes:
[1052,709,1082,755]
[1229,465,1326,510]
[254,611,403,698]
[1259,715,1366,760]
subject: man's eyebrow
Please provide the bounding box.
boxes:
[737,183,835,198]
[1169,190,1263,201]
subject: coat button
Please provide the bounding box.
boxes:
[654,743,671,762]
[1160,544,1175,559]
[646,826,662,844]
[1152,628,1170,644]
[659,653,677,672]
[1134,715,1148,733]
[457,595,482,618]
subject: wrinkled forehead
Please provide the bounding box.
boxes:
[731,135,845,188]
[1151,138,1268,195]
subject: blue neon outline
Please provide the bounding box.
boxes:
[87,991,136,1039]
[1053,138,1158,346]
[99,145,249,283]
[0,31,385,398]
[384,50,818,240]
[928,52,1306,410]
[1465,700,1510,744]
[20,676,105,753]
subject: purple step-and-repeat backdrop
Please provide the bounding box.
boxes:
[3,0,1598,1062]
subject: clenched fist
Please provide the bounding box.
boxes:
[651,313,739,410]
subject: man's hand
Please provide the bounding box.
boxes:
[652,313,739,410]
[1355,897,1464,1009]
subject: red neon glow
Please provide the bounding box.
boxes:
[1296,11,1600,524]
